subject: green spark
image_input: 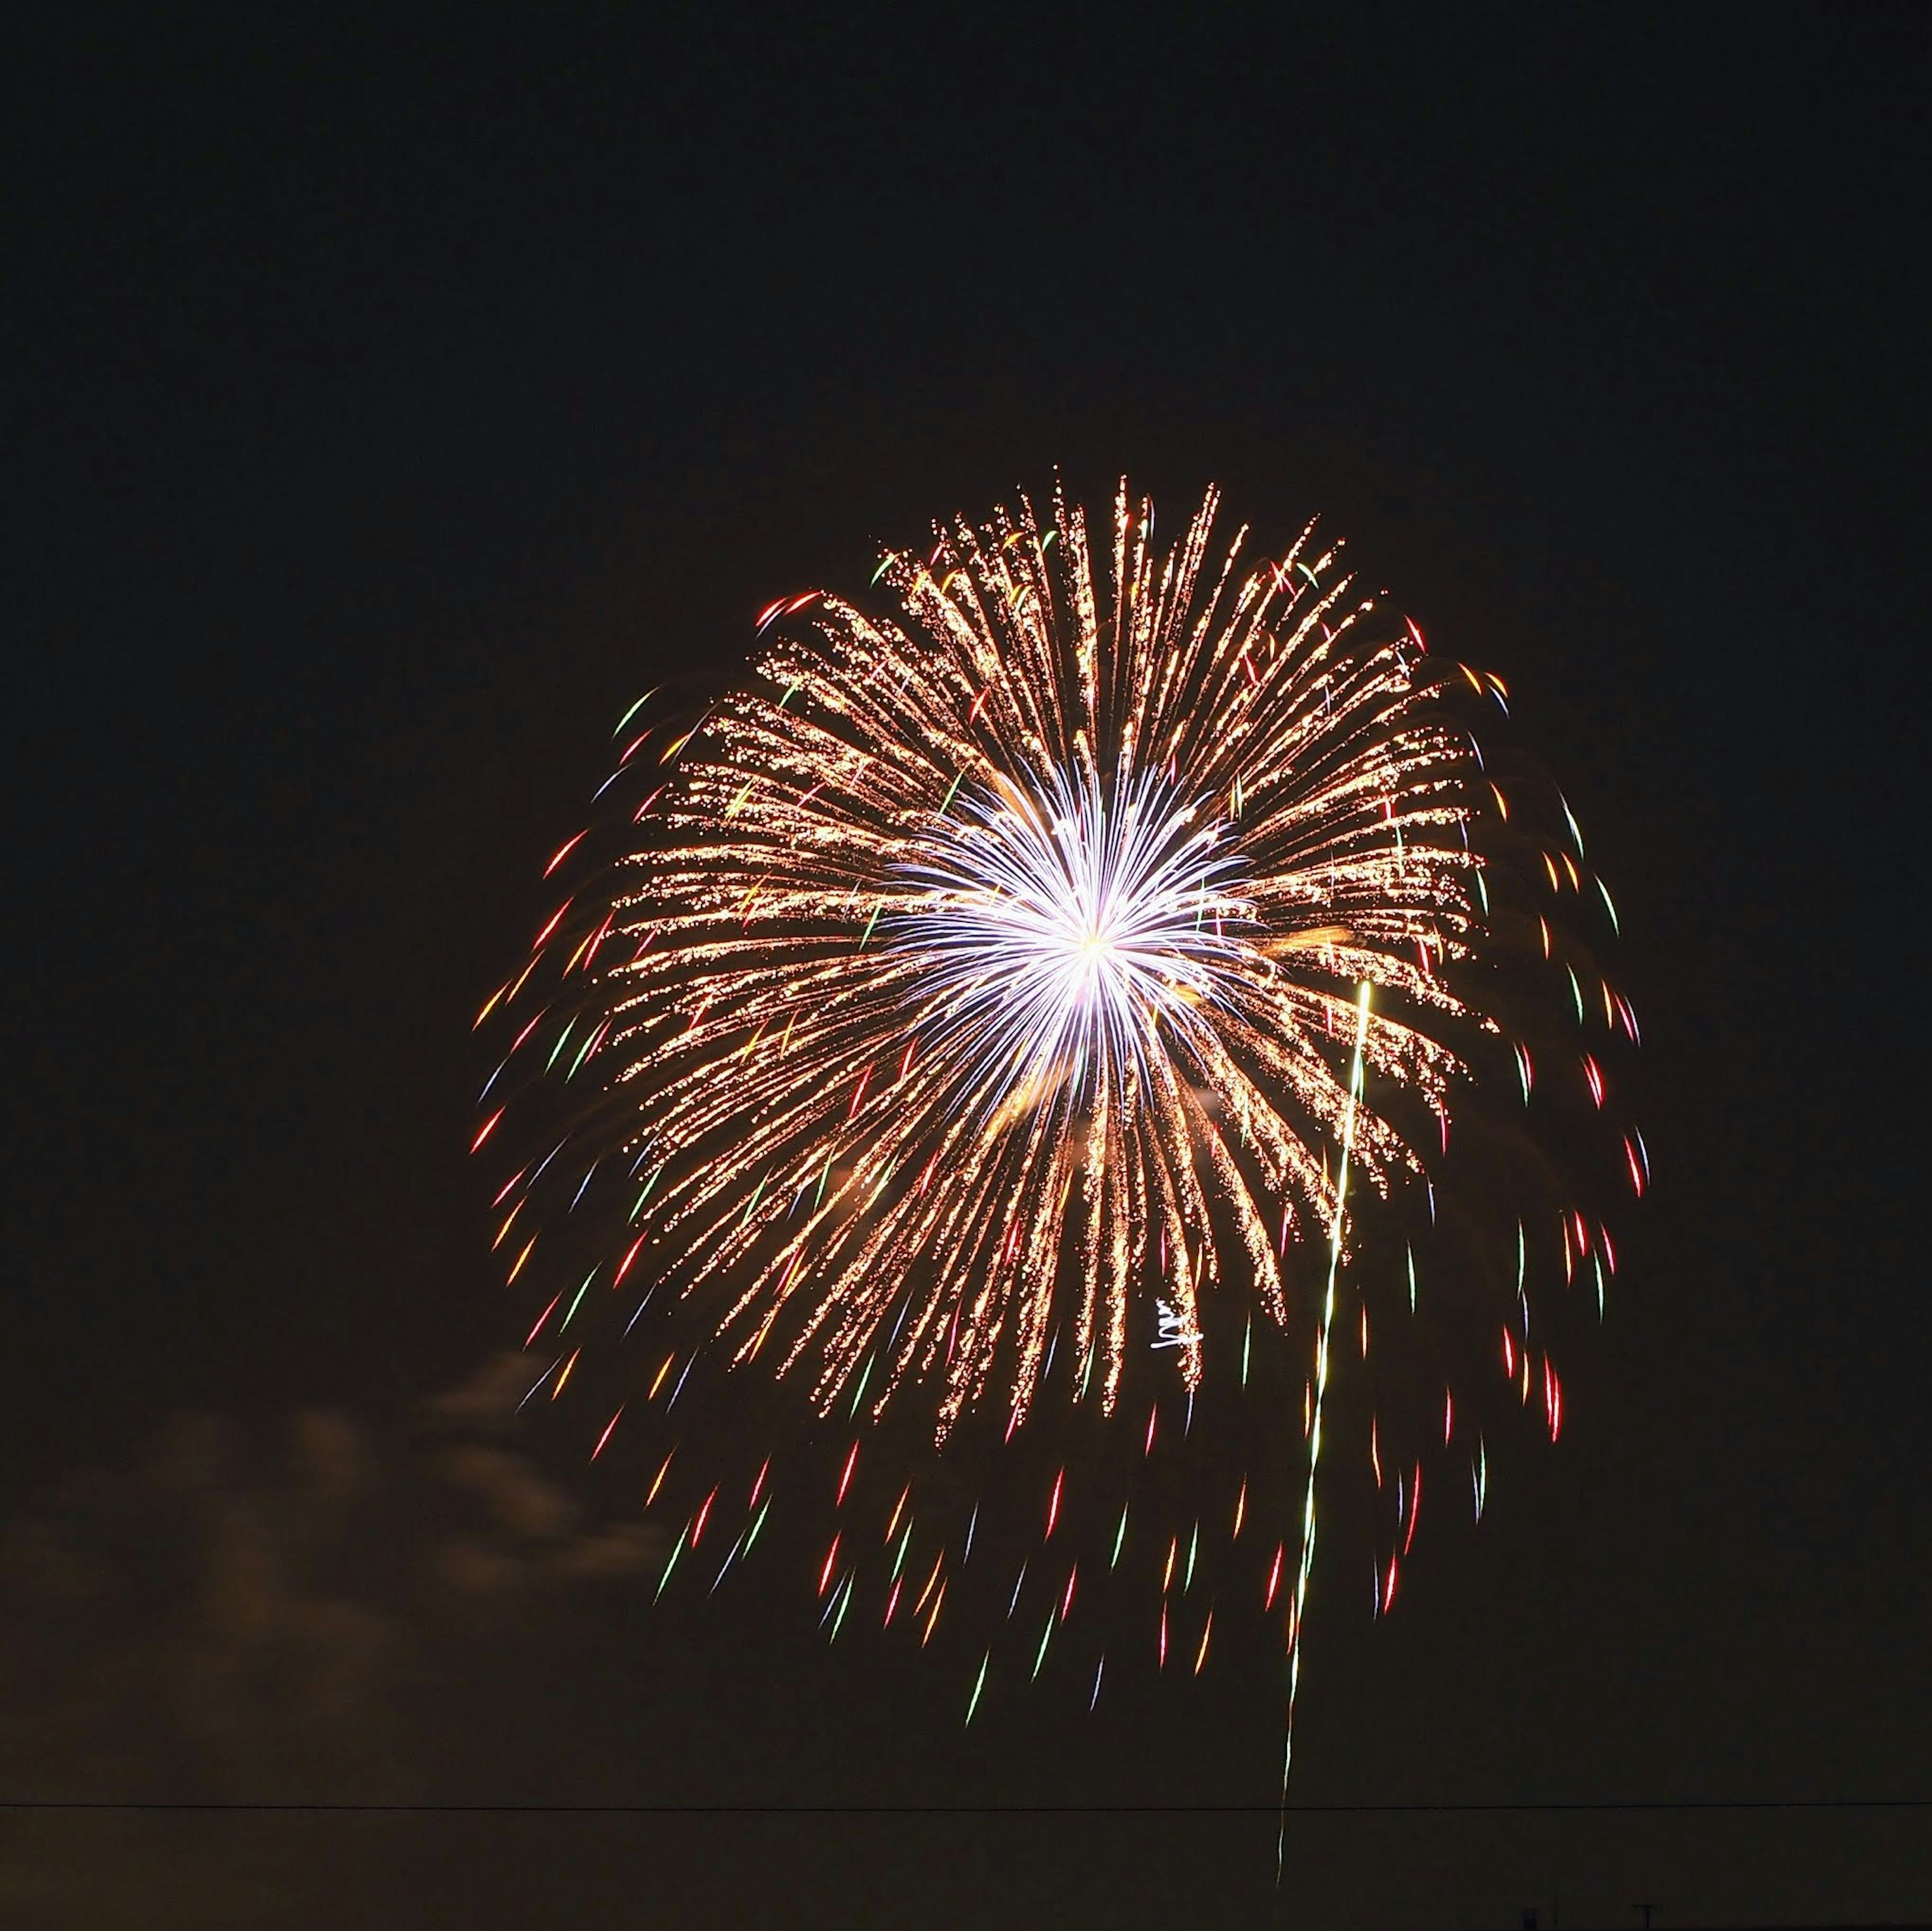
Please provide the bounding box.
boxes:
[743,1498,772,1554]
[654,1528,685,1601]
[848,1354,874,1419]
[611,689,657,738]
[740,1170,769,1229]
[964,1653,990,1726]
[567,1025,601,1080]
[561,1269,596,1331]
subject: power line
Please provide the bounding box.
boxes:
[3,1799,1927,1816]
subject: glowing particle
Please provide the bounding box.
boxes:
[964,1652,990,1725]
[655,1526,685,1600]
[590,1405,623,1461]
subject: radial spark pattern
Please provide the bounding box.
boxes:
[600,486,1481,1438]
[474,479,1642,1739]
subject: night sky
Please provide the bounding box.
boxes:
[5,11,1928,1926]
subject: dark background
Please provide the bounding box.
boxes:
[4,8,1927,1925]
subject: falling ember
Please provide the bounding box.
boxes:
[531,900,573,952]
[523,1290,562,1347]
[691,1486,717,1546]
[964,1651,989,1725]
[590,1405,624,1460]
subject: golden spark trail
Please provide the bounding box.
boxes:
[536,487,1484,1444]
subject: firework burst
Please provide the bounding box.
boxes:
[476,478,1640,1781]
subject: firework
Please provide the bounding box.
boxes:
[476,479,1640,1781]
